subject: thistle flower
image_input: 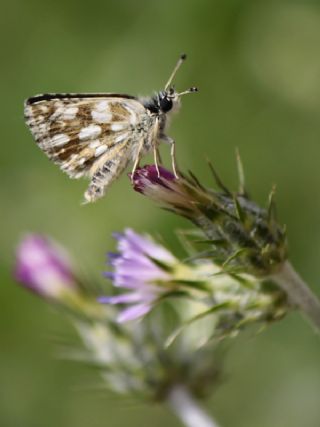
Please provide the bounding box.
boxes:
[12,231,289,427]
[99,229,180,322]
[15,234,77,300]
[14,233,223,406]
[100,229,288,335]
[131,164,287,278]
[130,164,320,333]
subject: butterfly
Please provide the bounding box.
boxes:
[24,54,197,203]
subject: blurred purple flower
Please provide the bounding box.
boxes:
[15,234,77,300]
[99,229,177,322]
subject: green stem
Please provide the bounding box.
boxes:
[272,261,320,332]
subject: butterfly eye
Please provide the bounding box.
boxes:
[159,96,173,113]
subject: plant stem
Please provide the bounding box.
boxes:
[167,385,220,427]
[272,261,320,332]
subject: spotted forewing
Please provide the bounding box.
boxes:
[24,94,156,202]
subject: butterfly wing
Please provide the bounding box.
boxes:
[24,94,150,201]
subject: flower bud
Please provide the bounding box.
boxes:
[15,234,77,301]
[131,165,287,277]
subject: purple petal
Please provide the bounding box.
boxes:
[106,229,176,291]
[130,165,175,193]
[111,252,155,269]
[112,272,168,289]
[116,303,153,323]
[107,255,170,288]
[98,293,143,304]
[119,229,176,264]
[106,252,121,265]
[101,229,177,316]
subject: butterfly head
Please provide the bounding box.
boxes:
[158,85,198,114]
[145,54,198,114]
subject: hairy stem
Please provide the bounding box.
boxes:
[167,385,220,427]
[272,261,320,332]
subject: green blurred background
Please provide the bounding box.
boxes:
[1,0,320,426]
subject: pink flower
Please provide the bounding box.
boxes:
[15,234,77,300]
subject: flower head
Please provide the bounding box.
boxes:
[131,165,198,215]
[14,232,223,400]
[131,164,175,193]
[99,229,178,322]
[14,231,288,402]
[131,164,288,277]
[15,234,77,300]
[99,228,288,332]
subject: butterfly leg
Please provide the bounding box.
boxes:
[131,137,145,181]
[159,135,179,179]
[170,139,179,179]
[151,117,162,177]
[153,143,161,177]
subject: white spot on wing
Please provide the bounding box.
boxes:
[62,107,79,120]
[92,110,112,123]
[79,125,102,140]
[124,102,138,125]
[95,145,108,157]
[115,132,128,143]
[51,133,70,146]
[92,101,112,123]
[38,123,47,131]
[110,122,127,131]
[50,107,64,121]
[89,140,101,149]
[96,100,109,111]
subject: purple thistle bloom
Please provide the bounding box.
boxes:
[130,165,175,193]
[99,229,177,322]
[130,164,287,277]
[15,234,77,300]
[130,164,198,217]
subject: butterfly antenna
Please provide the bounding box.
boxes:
[164,53,187,91]
[177,87,198,97]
